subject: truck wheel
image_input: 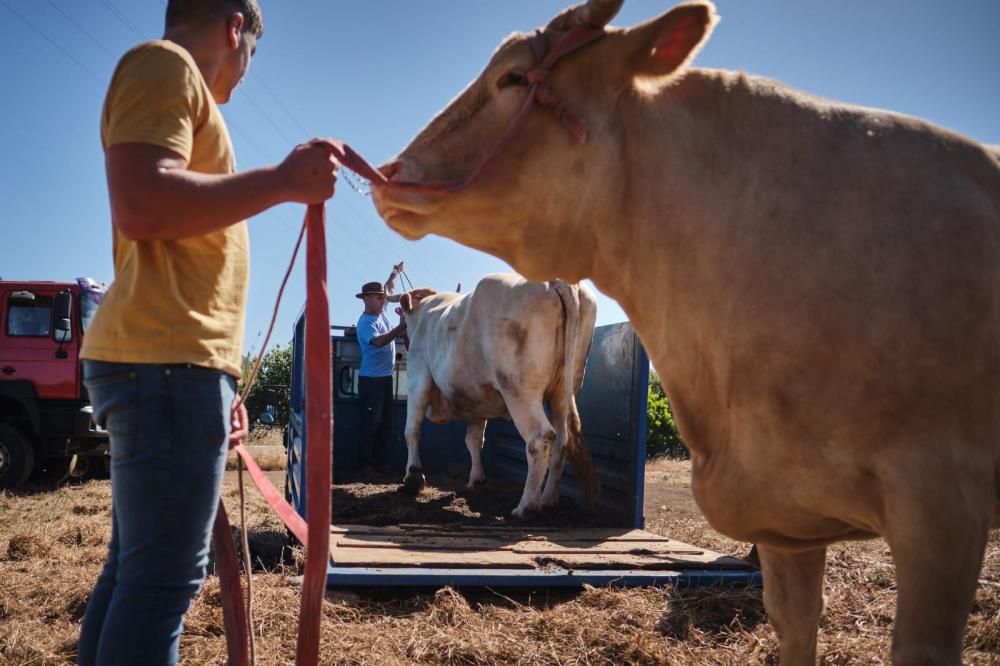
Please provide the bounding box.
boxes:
[0,423,36,490]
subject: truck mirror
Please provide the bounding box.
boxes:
[55,291,72,319]
[259,411,276,426]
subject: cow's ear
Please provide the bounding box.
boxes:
[622,2,717,79]
[401,293,413,314]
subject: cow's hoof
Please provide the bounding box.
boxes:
[466,477,487,490]
[509,506,539,521]
[399,470,426,496]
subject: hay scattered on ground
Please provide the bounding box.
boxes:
[1,461,998,665]
[225,427,287,471]
[225,445,287,472]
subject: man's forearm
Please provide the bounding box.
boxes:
[370,323,407,348]
[111,164,288,240]
[106,140,337,241]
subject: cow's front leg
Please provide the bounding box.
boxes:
[882,468,992,666]
[464,420,487,488]
[400,380,431,495]
[506,401,556,518]
[758,544,826,666]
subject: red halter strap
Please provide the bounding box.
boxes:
[526,27,603,144]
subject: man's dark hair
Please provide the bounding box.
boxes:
[166,0,264,38]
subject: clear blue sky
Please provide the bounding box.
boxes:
[1,1,997,355]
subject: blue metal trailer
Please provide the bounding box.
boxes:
[285,313,759,588]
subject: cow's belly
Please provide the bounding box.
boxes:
[662,346,1000,548]
[426,383,510,422]
[688,422,999,548]
[691,453,881,548]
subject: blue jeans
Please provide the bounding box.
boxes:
[77,361,235,666]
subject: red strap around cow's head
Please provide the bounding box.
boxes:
[525,28,603,144]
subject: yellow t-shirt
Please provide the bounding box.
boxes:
[81,40,249,378]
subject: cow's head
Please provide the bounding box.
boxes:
[399,288,438,323]
[373,0,717,280]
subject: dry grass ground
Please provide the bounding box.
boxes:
[225,428,287,471]
[1,457,997,665]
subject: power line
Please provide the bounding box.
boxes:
[237,87,296,146]
[250,72,311,138]
[0,0,104,84]
[46,0,118,60]
[336,189,452,289]
[101,0,146,41]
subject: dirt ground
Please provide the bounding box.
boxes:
[1,457,998,665]
[332,467,624,529]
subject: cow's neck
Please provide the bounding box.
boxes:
[499,68,833,400]
[593,69,819,449]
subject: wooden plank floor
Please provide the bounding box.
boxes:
[330,524,756,572]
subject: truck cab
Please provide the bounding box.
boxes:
[0,278,108,488]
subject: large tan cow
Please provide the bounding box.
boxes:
[372,1,1000,663]
[398,273,598,518]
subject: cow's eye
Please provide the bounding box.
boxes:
[497,71,528,89]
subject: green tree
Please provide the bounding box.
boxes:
[238,344,292,431]
[647,370,689,459]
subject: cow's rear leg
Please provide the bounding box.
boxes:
[540,400,570,509]
[758,544,826,666]
[506,401,556,518]
[883,480,991,665]
[464,420,487,488]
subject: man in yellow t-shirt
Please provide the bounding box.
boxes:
[77,2,338,664]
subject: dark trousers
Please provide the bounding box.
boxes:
[358,375,393,469]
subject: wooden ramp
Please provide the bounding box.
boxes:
[329,524,756,578]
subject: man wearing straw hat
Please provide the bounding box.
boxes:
[356,267,408,474]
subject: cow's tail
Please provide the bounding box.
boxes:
[552,280,599,505]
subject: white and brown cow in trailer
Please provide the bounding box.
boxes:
[398,273,598,518]
[373,1,1000,663]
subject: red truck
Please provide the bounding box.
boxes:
[0,278,109,489]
